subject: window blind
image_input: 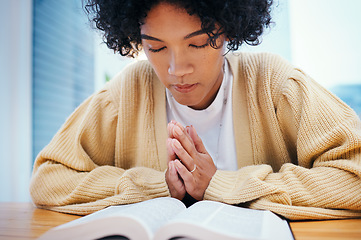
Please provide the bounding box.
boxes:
[32,0,94,161]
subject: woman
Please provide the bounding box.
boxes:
[30,0,361,220]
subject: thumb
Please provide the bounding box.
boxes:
[188,125,207,154]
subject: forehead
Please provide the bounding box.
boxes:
[140,3,203,38]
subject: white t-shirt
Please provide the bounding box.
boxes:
[166,60,237,170]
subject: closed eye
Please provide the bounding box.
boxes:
[148,43,208,53]
[190,43,209,49]
[148,46,166,53]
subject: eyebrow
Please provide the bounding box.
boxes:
[140,29,207,42]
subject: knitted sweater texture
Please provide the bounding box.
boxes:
[30,52,361,220]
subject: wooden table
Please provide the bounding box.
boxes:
[0,202,360,240]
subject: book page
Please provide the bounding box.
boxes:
[156,200,293,240]
[107,197,186,234]
[50,197,186,239]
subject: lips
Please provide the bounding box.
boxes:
[173,83,198,93]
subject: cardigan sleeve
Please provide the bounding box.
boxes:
[29,85,170,215]
[204,65,361,220]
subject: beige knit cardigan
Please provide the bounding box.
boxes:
[30,52,361,220]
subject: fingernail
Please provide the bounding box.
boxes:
[174,160,180,170]
[186,126,191,135]
[173,139,182,149]
[174,126,183,136]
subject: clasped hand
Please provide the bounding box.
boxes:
[165,120,216,201]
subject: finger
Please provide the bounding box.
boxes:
[172,124,197,159]
[168,121,193,144]
[171,139,194,171]
[185,126,194,145]
[167,138,177,162]
[167,161,186,199]
[174,122,193,144]
[174,160,209,201]
[167,120,177,138]
[168,161,183,187]
[174,160,194,184]
[189,125,207,154]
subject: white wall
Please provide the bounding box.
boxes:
[94,33,134,91]
[0,0,33,201]
[289,0,361,89]
[241,0,292,61]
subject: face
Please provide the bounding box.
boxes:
[140,3,227,110]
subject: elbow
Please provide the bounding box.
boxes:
[29,161,74,208]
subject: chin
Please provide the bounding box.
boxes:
[174,98,198,107]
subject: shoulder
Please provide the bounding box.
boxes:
[108,60,155,89]
[102,60,157,108]
[227,52,297,102]
[226,52,294,78]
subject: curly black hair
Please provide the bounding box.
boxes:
[85,0,273,57]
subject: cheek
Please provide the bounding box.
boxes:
[197,51,224,73]
[146,53,166,73]
[145,54,170,87]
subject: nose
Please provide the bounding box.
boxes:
[168,50,193,77]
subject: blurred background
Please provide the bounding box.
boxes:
[1,0,360,202]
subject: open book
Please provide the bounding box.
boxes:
[39,197,294,240]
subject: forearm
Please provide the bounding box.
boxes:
[30,161,124,206]
[204,162,361,219]
[30,161,170,215]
